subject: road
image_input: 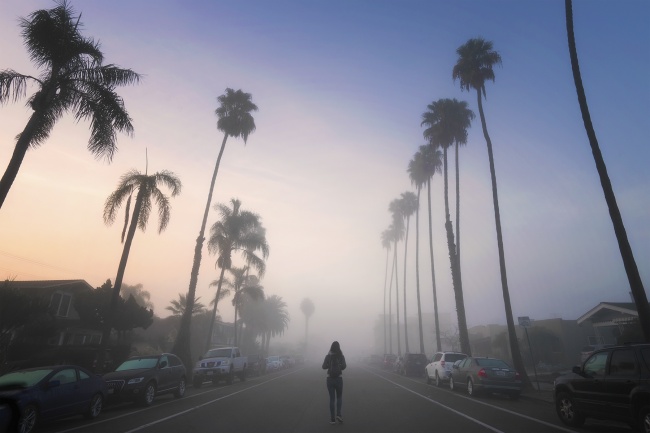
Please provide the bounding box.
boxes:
[37,362,631,433]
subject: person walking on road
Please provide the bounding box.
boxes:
[322,341,347,424]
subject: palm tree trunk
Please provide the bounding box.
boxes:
[100,189,145,370]
[402,215,411,354]
[443,147,471,355]
[393,240,401,356]
[383,247,389,354]
[476,88,528,384]
[233,298,240,347]
[388,246,395,354]
[427,179,442,352]
[204,266,227,353]
[565,0,650,340]
[0,112,41,208]
[415,187,425,354]
[455,142,463,291]
[173,134,229,371]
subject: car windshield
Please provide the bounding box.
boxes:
[0,369,53,387]
[445,354,467,363]
[204,349,232,358]
[116,358,159,371]
[476,358,510,368]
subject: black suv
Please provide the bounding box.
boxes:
[553,343,650,431]
[400,353,428,377]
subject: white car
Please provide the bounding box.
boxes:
[425,351,467,387]
[266,355,282,371]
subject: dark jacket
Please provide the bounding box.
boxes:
[322,351,347,377]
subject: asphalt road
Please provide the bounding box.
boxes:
[36,362,632,433]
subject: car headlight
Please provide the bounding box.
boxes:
[128,377,145,385]
[222,360,230,366]
[195,362,202,368]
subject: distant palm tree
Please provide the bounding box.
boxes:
[380,229,392,354]
[262,295,289,354]
[453,37,527,379]
[300,298,315,348]
[232,272,265,347]
[387,209,405,355]
[565,0,650,340]
[203,198,268,352]
[422,98,474,355]
[102,169,181,355]
[173,89,258,369]
[398,192,418,354]
[407,151,427,354]
[166,294,206,317]
[0,1,140,208]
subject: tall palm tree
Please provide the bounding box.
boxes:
[407,151,428,354]
[380,229,392,354]
[422,98,474,355]
[0,1,140,208]
[565,0,650,340]
[173,89,258,370]
[232,273,265,347]
[166,294,206,317]
[203,198,268,353]
[453,37,527,381]
[387,209,405,356]
[300,298,315,349]
[262,295,289,355]
[398,192,418,354]
[102,169,181,358]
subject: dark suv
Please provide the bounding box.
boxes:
[553,343,650,431]
[401,353,428,377]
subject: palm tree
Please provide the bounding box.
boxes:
[203,198,268,352]
[407,151,427,354]
[232,272,265,347]
[166,294,206,317]
[398,192,418,354]
[380,230,392,354]
[300,298,315,349]
[262,295,289,355]
[565,0,650,340]
[422,98,474,355]
[0,1,140,208]
[387,209,405,355]
[453,37,527,381]
[173,89,258,370]
[102,169,181,358]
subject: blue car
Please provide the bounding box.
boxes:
[0,365,107,433]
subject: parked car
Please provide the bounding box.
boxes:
[402,353,428,377]
[448,356,523,399]
[393,356,404,374]
[0,365,107,433]
[103,353,186,406]
[246,354,265,376]
[425,351,467,386]
[266,356,282,372]
[382,354,397,370]
[193,347,247,387]
[554,343,650,430]
[280,355,295,369]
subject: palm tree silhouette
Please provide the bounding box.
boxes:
[453,37,528,381]
[0,1,140,208]
[422,98,474,355]
[166,294,207,317]
[398,192,418,354]
[174,89,258,369]
[300,298,315,349]
[565,0,650,340]
[387,204,405,356]
[262,295,289,355]
[203,198,268,352]
[380,229,392,354]
[232,271,265,347]
[102,169,181,358]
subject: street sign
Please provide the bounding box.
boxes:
[518,316,531,327]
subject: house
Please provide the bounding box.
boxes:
[577,302,642,346]
[2,279,103,346]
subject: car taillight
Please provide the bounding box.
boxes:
[477,368,487,378]
[440,360,445,367]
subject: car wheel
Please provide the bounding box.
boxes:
[449,376,455,391]
[19,404,38,433]
[435,372,441,387]
[174,377,186,398]
[84,393,103,419]
[139,382,156,406]
[638,405,650,433]
[193,377,203,388]
[467,378,475,396]
[555,391,585,427]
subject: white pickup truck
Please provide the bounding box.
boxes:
[193,346,247,387]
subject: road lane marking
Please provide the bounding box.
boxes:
[367,368,575,433]
[55,369,303,433]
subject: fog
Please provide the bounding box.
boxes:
[0,0,648,365]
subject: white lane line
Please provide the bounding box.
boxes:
[55,369,302,433]
[367,369,575,433]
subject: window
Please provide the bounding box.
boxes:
[584,351,608,379]
[609,349,638,377]
[53,368,77,385]
[50,292,72,317]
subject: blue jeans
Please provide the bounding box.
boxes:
[326,376,343,419]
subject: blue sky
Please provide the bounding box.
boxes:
[0,0,648,355]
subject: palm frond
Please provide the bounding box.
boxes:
[0,71,38,104]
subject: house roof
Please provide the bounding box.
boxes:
[577,302,640,325]
[2,279,95,294]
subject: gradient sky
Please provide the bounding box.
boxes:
[1,0,648,356]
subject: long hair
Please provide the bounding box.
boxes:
[329,341,343,356]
